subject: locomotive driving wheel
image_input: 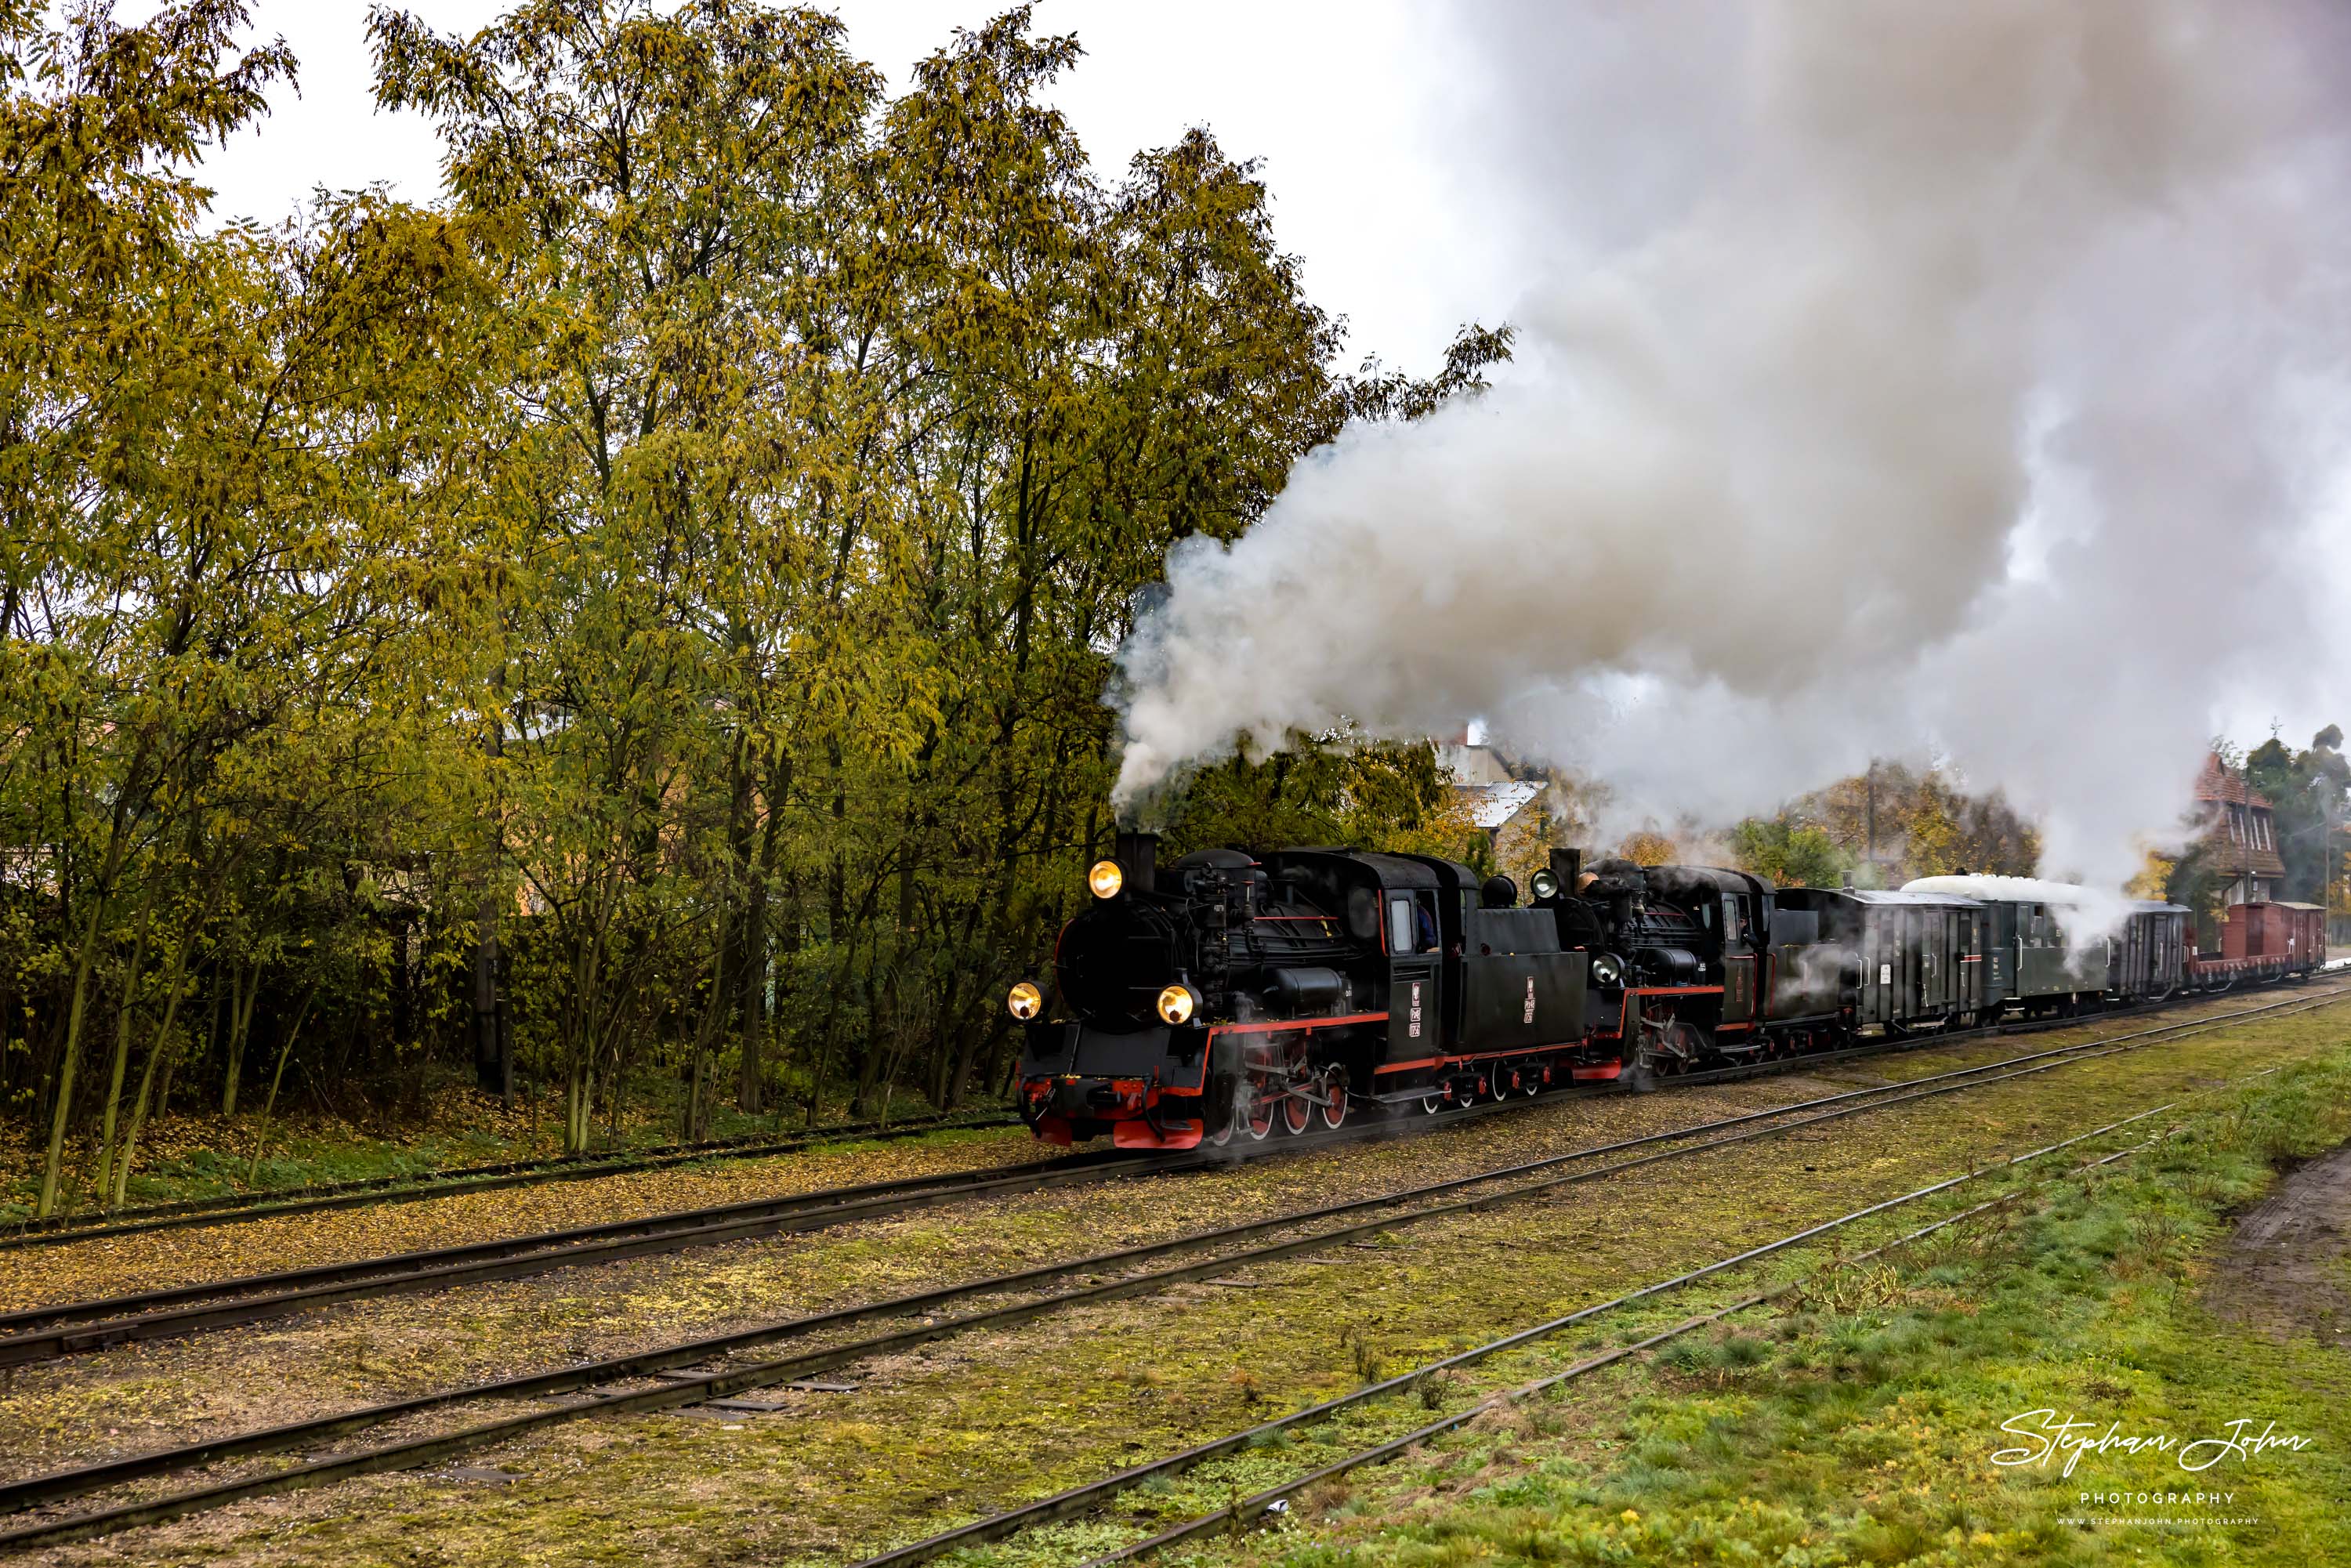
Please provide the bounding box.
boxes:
[1628,1005,1704,1089]
[1320,1077,1349,1129]
[1281,1087,1313,1135]
[1243,1075,1277,1140]
[1203,1072,1239,1148]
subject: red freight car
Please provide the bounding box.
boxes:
[2190,900,2327,987]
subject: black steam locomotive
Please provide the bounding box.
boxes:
[1016,833,1592,1148]
[1012,834,2242,1149]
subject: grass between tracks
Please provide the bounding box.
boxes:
[0,1119,1049,1318]
[32,994,2347,1567]
[1104,1045,2351,1568]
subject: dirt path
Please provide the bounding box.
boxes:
[2206,1141,2351,1344]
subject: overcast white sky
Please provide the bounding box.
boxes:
[193,2,2345,756]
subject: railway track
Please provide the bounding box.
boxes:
[0,1145,1157,1365]
[2,983,2322,1369]
[6,973,2302,1257]
[0,983,2335,1552]
[0,1109,1023,1252]
[893,1116,2183,1568]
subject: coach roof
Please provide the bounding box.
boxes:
[1905,874,2189,916]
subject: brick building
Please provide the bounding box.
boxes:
[2195,752,2285,904]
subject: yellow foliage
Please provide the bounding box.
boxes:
[1620,831,1677,867]
[2125,849,2175,901]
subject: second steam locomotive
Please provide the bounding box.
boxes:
[1013,832,2324,1149]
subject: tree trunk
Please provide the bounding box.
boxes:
[804,1030,835,1128]
[153,1040,178,1125]
[92,927,150,1209]
[768,875,800,1129]
[805,947,846,1130]
[740,748,788,1116]
[875,1039,906,1131]
[851,964,886,1116]
[220,962,257,1117]
[473,896,506,1098]
[564,1056,592,1155]
[736,871,769,1115]
[199,976,221,1117]
[111,1034,166,1211]
[682,1051,706,1145]
[39,743,147,1218]
[245,989,317,1187]
[563,921,603,1156]
[944,1020,984,1111]
[683,935,727,1144]
[113,928,201,1209]
[37,903,110,1219]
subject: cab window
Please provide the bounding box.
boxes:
[1388,896,1415,954]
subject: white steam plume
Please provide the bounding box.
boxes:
[1114,0,2351,895]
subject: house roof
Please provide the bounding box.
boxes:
[2192,755,2286,877]
[2223,843,2288,878]
[2195,755,2273,809]
[1456,780,1540,830]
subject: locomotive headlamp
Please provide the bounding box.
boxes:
[1531,869,1559,900]
[1155,983,1199,1026]
[1589,952,1624,987]
[1006,980,1042,1020]
[1088,859,1125,899]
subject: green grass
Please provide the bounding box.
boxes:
[1199,1047,2351,1567]
[32,1004,2347,1567]
[0,1066,986,1222]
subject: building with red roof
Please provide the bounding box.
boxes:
[2194,753,2285,904]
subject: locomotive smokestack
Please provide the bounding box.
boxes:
[1115,830,1158,894]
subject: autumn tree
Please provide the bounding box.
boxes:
[0,2,1548,1193]
[1727,818,1852,889]
[2246,725,2348,906]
